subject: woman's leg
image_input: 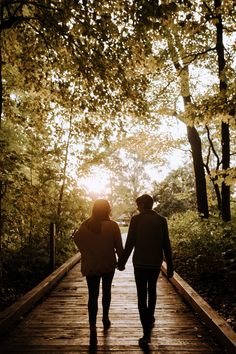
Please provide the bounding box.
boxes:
[86,275,100,327]
[101,270,115,324]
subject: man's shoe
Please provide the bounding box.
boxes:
[102,318,111,330]
[139,335,150,347]
[89,326,97,349]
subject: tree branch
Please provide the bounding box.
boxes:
[182,46,217,66]
[205,125,221,168]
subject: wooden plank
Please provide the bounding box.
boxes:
[161,261,236,354]
[0,347,222,354]
[0,253,80,336]
[0,257,224,353]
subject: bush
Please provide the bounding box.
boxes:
[0,243,49,311]
[169,211,236,329]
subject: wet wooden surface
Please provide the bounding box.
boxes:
[0,258,224,353]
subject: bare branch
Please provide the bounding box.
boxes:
[205,125,221,168]
[202,1,214,16]
[182,46,217,66]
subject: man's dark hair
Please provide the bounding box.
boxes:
[136,194,154,209]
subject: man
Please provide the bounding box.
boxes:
[118,194,174,347]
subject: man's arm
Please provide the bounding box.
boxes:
[162,217,174,278]
[117,216,137,270]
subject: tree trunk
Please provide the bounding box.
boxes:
[186,125,209,218]
[213,181,222,212]
[57,112,73,218]
[181,71,209,218]
[166,35,209,218]
[0,31,3,282]
[221,121,230,221]
[215,0,231,221]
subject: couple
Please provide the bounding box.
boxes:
[74,194,174,349]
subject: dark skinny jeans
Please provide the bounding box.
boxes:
[134,268,160,335]
[86,270,115,327]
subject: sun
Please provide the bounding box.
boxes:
[79,167,110,197]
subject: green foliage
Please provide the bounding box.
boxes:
[54,187,90,265]
[153,166,196,217]
[0,168,90,312]
[0,239,49,310]
[169,210,236,326]
[105,149,152,219]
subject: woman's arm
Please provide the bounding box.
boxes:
[117,216,136,269]
[114,222,124,259]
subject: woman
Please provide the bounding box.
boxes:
[74,199,123,348]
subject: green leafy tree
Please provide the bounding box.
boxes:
[106,150,150,220]
[153,166,196,217]
[127,0,235,220]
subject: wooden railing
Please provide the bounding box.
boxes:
[0,253,80,336]
[161,262,236,354]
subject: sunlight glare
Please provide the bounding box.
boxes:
[79,167,110,198]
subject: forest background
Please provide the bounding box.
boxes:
[0,0,236,331]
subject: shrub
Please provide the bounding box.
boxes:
[168,211,236,328]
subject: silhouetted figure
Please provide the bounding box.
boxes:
[74,199,123,349]
[118,194,174,348]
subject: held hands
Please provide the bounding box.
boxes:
[117,265,125,271]
[117,261,125,271]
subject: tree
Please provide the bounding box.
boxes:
[213,0,232,221]
[108,152,150,219]
[125,0,235,220]
[129,1,212,217]
[153,166,196,217]
[165,33,209,218]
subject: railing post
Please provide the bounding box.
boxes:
[49,222,56,273]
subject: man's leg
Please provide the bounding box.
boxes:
[101,270,115,328]
[147,269,160,325]
[134,268,150,340]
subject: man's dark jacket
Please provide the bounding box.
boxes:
[119,209,174,272]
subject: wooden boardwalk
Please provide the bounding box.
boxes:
[0,258,224,353]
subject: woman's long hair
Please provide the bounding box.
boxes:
[85,199,111,233]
